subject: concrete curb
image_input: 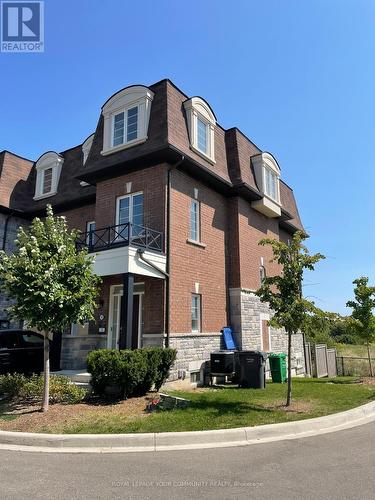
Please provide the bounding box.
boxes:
[1,400,375,454]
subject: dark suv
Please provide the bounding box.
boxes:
[0,329,44,375]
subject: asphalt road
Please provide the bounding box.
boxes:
[1,422,375,500]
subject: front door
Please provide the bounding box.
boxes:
[108,284,144,349]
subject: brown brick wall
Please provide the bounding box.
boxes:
[94,164,168,234]
[0,152,33,208]
[59,204,96,233]
[169,169,227,334]
[236,197,283,290]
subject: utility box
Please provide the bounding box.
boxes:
[210,351,236,375]
[237,350,267,389]
[268,353,287,383]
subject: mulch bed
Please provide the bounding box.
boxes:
[0,394,154,433]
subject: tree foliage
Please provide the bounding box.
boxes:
[256,230,325,405]
[256,231,325,333]
[346,277,375,376]
[0,205,101,332]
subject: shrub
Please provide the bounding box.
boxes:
[154,348,177,391]
[0,373,27,398]
[87,347,177,398]
[0,374,86,404]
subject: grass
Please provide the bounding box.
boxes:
[1,377,373,434]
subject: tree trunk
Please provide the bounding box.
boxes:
[367,339,373,377]
[42,334,50,412]
[286,330,293,407]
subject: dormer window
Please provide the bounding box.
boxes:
[101,85,154,155]
[34,151,64,200]
[183,97,216,164]
[251,152,281,218]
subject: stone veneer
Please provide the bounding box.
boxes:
[61,335,107,370]
[230,288,305,376]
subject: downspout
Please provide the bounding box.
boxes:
[136,248,169,278]
[166,156,185,347]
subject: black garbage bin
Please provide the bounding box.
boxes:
[237,350,267,389]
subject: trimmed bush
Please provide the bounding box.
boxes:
[87,347,177,398]
[0,374,86,404]
[154,348,177,391]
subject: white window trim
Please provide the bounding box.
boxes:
[111,105,139,149]
[191,293,202,333]
[263,166,280,203]
[184,97,216,164]
[260,313,271,351]
[189,198,200,243]
[115,191,144,227]
[34,152,64,200]
[101,86,154,156]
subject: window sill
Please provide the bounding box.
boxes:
[186,238,207,249]
[189,145,216,165]
[101,137,147,156]
[33,190,57,201]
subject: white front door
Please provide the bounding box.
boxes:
[108,284,144,349]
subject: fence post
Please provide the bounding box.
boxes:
[341,356,344,376]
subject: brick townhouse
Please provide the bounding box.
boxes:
[0,79,305,381]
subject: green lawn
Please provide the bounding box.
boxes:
[60,377,375,434]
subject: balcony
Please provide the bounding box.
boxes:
[77,223,166,279]
[77,222,164,254]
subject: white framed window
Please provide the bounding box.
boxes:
[191,293,201,333]
[101,86,154,155]
[112,106,139,147]
[34,151,64,200]
[264,168,278,202]
[190,199,200,242]
[116,192,144,240]
[42,167,53,194]
[183,97,216,164]
[251,152,282,218]
[197,117,208,154]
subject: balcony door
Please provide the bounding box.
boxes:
[116,192,144,241]
[108,283,144,349]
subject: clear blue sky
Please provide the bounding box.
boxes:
[1,0,374,314]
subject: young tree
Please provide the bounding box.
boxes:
[0,205,101,411]
[256,231,325,406]
[346,277,375,377]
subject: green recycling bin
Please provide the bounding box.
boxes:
[268,353,287,383]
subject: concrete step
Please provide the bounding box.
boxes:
[52,370,91,384]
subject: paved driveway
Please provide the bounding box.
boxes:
[2,422,375,499]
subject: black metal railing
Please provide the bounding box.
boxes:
[76,223,164,254]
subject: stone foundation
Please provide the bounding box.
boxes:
[168,333,222,381]
[61,335,107,370]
